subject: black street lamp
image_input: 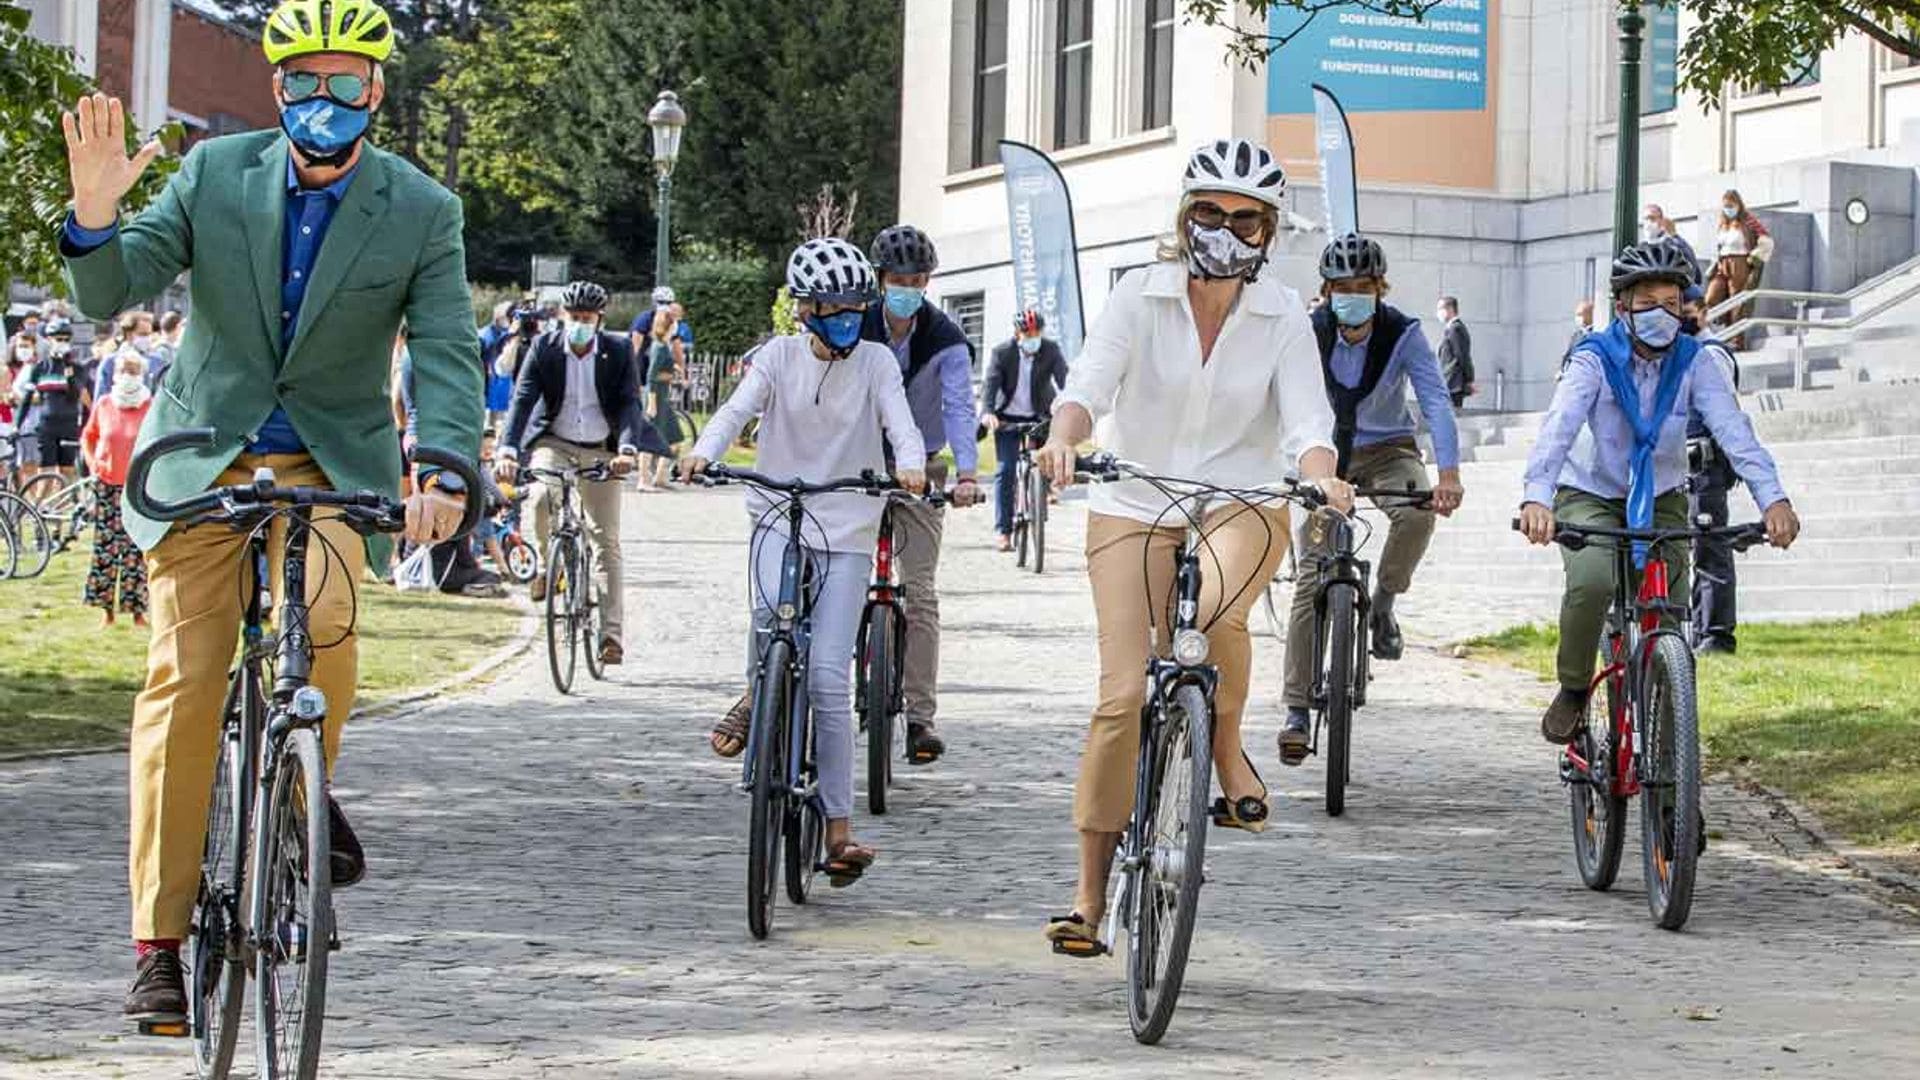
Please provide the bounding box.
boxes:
[649,90,688,288]
[1612,3,1646,257]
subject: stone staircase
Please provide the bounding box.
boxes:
[1734,260,1920,391]
[1415,381,1920,631]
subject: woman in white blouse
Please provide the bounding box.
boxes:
[1033,139,1352,955]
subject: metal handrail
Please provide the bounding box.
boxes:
[1708,253,1920,390]
[1705,250,1920,325]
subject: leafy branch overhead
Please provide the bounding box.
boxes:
[0,1,181,292]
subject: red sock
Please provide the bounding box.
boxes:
[135,938,180,959]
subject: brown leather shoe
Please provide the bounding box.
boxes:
[125,949,186,1024]
[598,638,624,666]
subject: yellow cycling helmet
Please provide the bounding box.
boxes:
[262,0,396,66]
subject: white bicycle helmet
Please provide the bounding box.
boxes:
[1182,138,1287,209]
[651,285,676,304]
[785,237,877,305]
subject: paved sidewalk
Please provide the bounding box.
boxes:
[2,489,1916,1078]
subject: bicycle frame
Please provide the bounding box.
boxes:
[1307,513,1374,719]
[854,500,906,730]
[742,496,819,815]
[1564,540,1687,801]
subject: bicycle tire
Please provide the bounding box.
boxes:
[862,605,897,815]
[1013,467,1030,569]
[1029,468,1047,575]
[21,473,81,550]
[544,536,578,694]
[1569,678,1628,891]
[0,492,52,579]
[253,727,330,1080]
[0,509,16,580]
[783,799,823,905]
[582,547,607,682]
[1643,634,1702,930]
[1323,586,1357,817]
[503,538,539,584]
[188,683,251,1079]
[747,640,792,940]
[1127,681,1212,1045]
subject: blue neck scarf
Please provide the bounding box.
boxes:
[1580,320,1697,565]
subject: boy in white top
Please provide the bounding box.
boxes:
[684,238,925,887]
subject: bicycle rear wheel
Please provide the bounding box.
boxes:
[1126,682,1213,1045]
[1323,586,1357,817]
[253,727,330,1080]
[0,492,52,579]
[1029,468,1048,575]
[188,684,252,1078]
[1642,635,1702,930]
[544,537,578,694]
[20,473,78,550]
[0,509,16,580]
[784,796,823,905]
[862,606,898,815]
[1569,679,1627,890]
[582,548,607,682]
[747,641,792,939]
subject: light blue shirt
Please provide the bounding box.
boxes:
[1327,316,1462,469]
[886,335,980,474]
[1524,338,1787,510]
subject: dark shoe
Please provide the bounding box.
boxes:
[125,949,186,1023]
[1695,637,1736,656]
[1541,688,1590,745]
[1370,603,1404,661]
[1278,707,1311,767]
[907,721,945,765]
[328,796,365,888]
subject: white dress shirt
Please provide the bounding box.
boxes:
[693,335,927,553]
[550,334,612,446]
[1008,350,1036,419]
[1052,262,1336,524]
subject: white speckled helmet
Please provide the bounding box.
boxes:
[785,238,877,306]
[1182,138,1288,209]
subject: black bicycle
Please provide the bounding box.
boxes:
[1301,485,1433,818]
[701,463,910,939]
[1073,454,1317,1044]
[1002,421,1050,573]
[125,427,481,1079]
[0,487,55,580]
[524,462,614,693]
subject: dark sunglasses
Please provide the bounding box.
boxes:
[281,70,369,105]
[1189,201,1274,242]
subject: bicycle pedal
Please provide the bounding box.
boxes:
[330,930,342,952]
[136,1017,189,1038]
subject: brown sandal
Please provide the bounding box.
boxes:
[710,693,751,758]
[824,840,876,887]
[1044,912,1108,958]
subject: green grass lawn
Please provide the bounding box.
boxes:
[1467,607,1920,850]
[0,550,521,756]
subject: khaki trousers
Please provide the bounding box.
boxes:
[1074,504,1291,832]
[528,438,625,643]
[895,459,948,730]
[130,454,365,940]
[1282,440,1435,708]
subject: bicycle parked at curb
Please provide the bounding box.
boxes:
[1518,516,1768,931]
[0,488,56,580]
[125,427,482,1080]
[1003,420,1050,573]
[523,462,614,694]
[1298,485,1434,818]
[855,485,949,816]
[1073,453,1319,1044]
[698,462,917,940]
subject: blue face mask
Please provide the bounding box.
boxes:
[883,285,924,320]
[281,96,371,163]
[1627,306,1682,349]
[804,310,865,355]
[1329,292,1377,327]
[1018,336,1042,356]
[566,320,596,349]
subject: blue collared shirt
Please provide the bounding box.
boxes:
[1326,316,1462,469]
[61,154,360,454]
[885,331,980,474]
[1523,335,1788,510]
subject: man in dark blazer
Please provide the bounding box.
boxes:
[497,280,669,665]
[1436,295,1475,408]
[980,309,1068,551]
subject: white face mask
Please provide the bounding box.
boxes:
[131,335,154,352]
[11,346,31,362]
[111,373,150,406]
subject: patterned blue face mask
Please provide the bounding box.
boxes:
[281,96,371,165]
[804,310,865,356]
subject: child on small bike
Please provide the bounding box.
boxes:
[1518,238,1799,743]
[681,238,926,886]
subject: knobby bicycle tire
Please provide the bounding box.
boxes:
[1323,586,1357,817]
[188,680,252,1079]
[582,546,607,682]
[862,605,898,816]
[253,727,330,1080]
[1127,682,1213,1045]
[1643,635,1702,930]
[544,536,578,694]
[1570,676,1628,891]
[747,640,793,940]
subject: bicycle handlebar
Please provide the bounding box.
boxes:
[698,462,936,502]
[125,426,486,540]
[1072,452,1332,507]
[1510,516,1770,552]
[521,462,616,484]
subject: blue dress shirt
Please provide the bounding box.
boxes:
[1326,317,1462,469]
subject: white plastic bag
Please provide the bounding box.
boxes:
[393,543,439,592]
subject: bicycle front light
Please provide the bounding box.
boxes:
[290,686,328,721]
[1172,629,1210,667]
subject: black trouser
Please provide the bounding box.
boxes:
[1690,473,1738,648]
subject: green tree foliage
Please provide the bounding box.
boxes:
[671,258,776,355]
[0,1,180,291]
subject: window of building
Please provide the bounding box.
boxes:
[1055,0,1094,149]
[970,0,1010,169]
[944,292,987,361]
[1143,0,1176,130]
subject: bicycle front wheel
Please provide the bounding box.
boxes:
[188,687,251,1078]
[504,537,539,584]
[862,606,897,815]
[544,537,578,694]
[1028,468,1048,575]
[1127,682,1213,1045]
[582,548,607,682]
[1642,634,1702,930]
[253,727,330,1080]
[1323,586,1357,817]
[747,641,792,940]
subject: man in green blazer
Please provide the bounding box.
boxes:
[59,0,483,1026]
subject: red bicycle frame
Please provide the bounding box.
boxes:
[1566,553,1674,799]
